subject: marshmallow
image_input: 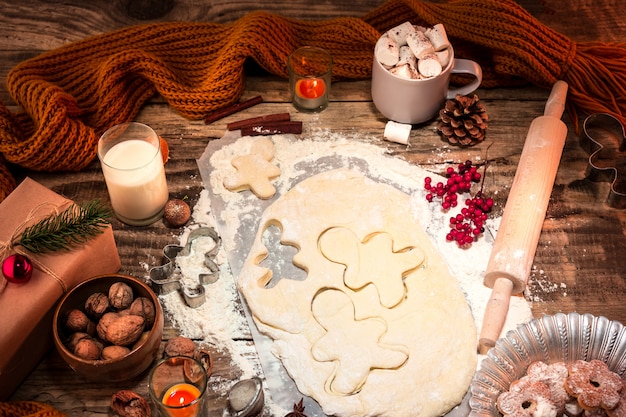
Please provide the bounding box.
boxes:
[375,33,399,67]
[383,121,412,145]
[425,24,451,51]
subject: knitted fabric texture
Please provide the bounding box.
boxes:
[1,0,625,201]
[0,401,67,417]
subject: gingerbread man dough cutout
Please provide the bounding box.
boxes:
[319,227,424,308]
[311,289,408,395]
[223,137,280,199]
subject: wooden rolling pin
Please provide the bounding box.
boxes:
[478,80,568,354]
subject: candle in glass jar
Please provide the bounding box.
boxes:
[287,46,333,112]
[162,383,201,417]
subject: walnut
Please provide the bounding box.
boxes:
[74,337,101,360]
[111,390,152,417]
[65,309,91,332]
[102,345,131,360]
[164,336,196,358]
[103,315,145,346]
[97,312,121,341]
[128,297,155,328]
[85,292,110,319]
[109,282,134,310]
[65,332,91,352]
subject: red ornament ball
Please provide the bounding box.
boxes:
[2,254,33,283]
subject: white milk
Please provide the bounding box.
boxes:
[101,139,168,225]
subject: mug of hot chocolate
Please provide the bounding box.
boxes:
[371,22,482,124]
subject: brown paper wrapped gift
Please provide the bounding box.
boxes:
[0,178,121,400]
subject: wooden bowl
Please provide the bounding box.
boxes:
[53,274,163,382]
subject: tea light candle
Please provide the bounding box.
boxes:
[294,78,327,110]
[162,383,201,417]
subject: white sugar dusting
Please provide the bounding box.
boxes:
[156,131,534,416]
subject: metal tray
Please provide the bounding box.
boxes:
[470,312,626,417]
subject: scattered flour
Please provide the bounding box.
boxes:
[157,131,534,416]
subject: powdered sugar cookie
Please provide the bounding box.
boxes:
[526,361,572,414]
[497,379,559,417]
[566,360,622,412]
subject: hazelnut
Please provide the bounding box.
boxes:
[74,338,101,360]
[128,297,156,328]
[109,282,134,310]
[85,292,110,319]
[104,315,145,346]
[102,345,131,360]
[164,336,195,358]
[65,308,90,332]
[111,390,152,417]
[163,199,191,227]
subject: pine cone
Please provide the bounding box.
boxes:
[437,94,488,146]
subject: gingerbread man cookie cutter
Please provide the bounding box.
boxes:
[149,226,221,308]
[580,113,626,209]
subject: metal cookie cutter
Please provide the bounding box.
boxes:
[580,113,626,209]
[149,226,221,308]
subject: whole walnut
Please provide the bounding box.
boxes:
[102,345,131,360]
[109,282,134,310]
[74,337,101,360]
[85,292,110,319]
[128,297,155,328]
[97,312,121,341]
[164,336,196,358]
[103,315,145,346]
[65,309,91,332]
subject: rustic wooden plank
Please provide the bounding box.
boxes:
[2,0,626,415]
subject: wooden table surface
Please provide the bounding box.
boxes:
[2,0,626,415]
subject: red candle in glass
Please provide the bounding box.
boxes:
[162,383,201,417]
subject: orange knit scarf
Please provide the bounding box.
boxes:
[1,0,625,201]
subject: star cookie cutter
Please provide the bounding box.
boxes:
[149,226,221,308]
[580,113,626,209]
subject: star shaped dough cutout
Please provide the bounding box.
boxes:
[311,289,408,396]
[319,227,424,308]
[223,137,280,199]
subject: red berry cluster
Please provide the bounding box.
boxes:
[424,160,494,247]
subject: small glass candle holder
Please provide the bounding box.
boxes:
[148,356,208,417]
[287,46,333,112]
[97,122,169,226]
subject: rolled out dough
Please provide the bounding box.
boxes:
[237,168,477,417]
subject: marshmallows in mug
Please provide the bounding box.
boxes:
[375,22,451,80]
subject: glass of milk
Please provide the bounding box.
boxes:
[97,122,168,226]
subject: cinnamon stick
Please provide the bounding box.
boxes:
[204,95,263,124]
[227,112,291,131]
[241,121,303,136]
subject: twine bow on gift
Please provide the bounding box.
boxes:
[1,0,625,201]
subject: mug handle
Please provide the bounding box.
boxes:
[447,59,482,99]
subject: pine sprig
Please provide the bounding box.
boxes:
[15,200,112,254]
